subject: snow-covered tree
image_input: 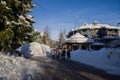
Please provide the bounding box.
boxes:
[40,26,57,48]
[58,29,66,48]
[41,26,51,45]
[0,0,35,52]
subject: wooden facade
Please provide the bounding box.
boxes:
[65,21,120,50]
[67,21,120,38]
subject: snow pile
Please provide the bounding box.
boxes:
[15,42,50,58]
[71,48,120,75]
[0,54,41,80]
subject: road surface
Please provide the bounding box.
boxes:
[30,57,120,80]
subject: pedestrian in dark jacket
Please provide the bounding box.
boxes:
[67,50,71,60]
[61,49,66,59]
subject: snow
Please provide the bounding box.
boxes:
[25,15,35,22]
[0,41,119,80]
[15,0,21,4]
[1,0,7,5]
[25,33,33,36]
[11,21,22,25]
[0,54,41,80]
[26,3,31,8]
[26,15,33,19]
[6,21,11,26]
[71,23,120,30]
[25,9,32,12]
[15,42,51,58]
[71,33,85,38]
[40,32,44,37]
[11,14,34,27]
[18,15,34,25]
[71,48,120,75]
[66,33,94,43]
[5,6,11,10]
[32,4,36,7]
[25,21,30,25]
[19,15,26,21]
[0,42,51,79]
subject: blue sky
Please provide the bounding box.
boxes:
[31,0,120,40]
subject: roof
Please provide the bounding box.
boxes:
[70,21,120,32]
[65,33,94,43]
[78,24,120,29]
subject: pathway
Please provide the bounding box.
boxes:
[30,57,120,80]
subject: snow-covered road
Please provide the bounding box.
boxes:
[71,48,120,75]
[0,54,120,80]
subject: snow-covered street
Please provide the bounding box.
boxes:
[0,0,120,80]
[71,48,120,75]
[0,53,120,80]
[0,42,120,80]
[0,42,51,80]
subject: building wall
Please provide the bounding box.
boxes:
[67,28,119,38]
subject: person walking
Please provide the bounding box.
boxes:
[61,48,66,60]
[56,48,60,59]
[51,49,55,59]
[67,50,71,60]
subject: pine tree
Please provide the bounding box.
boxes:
[40,26,57,48]
[41,26,51,45]
[58,29,66,48]
[0,0,35,52]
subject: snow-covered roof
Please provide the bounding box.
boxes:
[70,21,120,31]
[77,24,120,30]
[65,33,94,43]
[71,32,85,38]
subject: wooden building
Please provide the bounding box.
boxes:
[66,20,120,38]
[65,20,120,50]
[64,33,94,50]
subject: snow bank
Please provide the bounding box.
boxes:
[14,42,51,58]
[1,1,7,5]
[71,48,120,75]
[0,54,41,80]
